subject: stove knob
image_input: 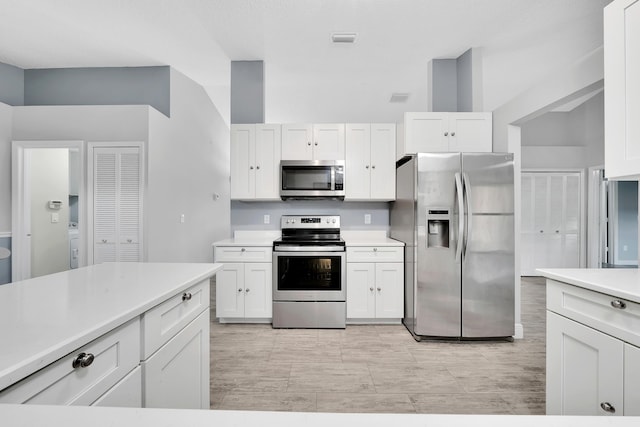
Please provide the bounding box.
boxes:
[292,219,296,223]
[332,219,336,223]
[326,219,330,223]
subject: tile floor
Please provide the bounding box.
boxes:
[209,276,546,414]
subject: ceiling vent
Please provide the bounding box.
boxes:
[389,93,410,103]
[331,33,357,43]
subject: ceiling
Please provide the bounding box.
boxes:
[0,0,611,124]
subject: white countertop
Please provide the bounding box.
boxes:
[537,268,640,303]
[213,230,280,247]
[0,262,222,391]
[213,230,404,247]
[1,404,638,426]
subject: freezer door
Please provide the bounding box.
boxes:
[415,153,461,337]
[461,153,515,338]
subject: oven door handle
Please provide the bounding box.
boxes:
[274,245,345,252]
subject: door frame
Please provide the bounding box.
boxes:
[521,168,586,272]
[587,166,606,268]
[11,140,86,282]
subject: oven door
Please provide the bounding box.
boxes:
[272,250,346,301]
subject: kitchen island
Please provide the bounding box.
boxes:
[538,268,640,416]
[0,262,222,408]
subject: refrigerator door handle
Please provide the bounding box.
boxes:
[455,172,464,263]
[462,172,472,258]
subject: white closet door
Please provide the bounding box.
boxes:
[92,146,142,264]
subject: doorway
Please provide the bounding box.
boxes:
[11,141,85,281]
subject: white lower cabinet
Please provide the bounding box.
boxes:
[546,279,640,416]
[216,262,272,321]
[142,310,209,409]
[346,246,403,322]
[92,366,142,408]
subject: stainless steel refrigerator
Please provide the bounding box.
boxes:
[390,153,515,339]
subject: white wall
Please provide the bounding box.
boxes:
[146,69,230,263]
[0,102,12,232]
[29,148,69,277]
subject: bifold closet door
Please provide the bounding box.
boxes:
[521,172,580,275]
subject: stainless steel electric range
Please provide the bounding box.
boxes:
[272,215,346,328]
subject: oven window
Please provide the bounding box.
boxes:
[282,167,331,190]
[277,256,342,291]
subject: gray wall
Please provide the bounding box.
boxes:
[231,201,390,233]
[617,181,638,263]
[456,49,473,113]
[0,61,24,106]
[0,236,10,285]
[24,66,171,117]
[431,59,458,112]
[231,61,264,124]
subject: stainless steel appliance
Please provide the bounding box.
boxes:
[272,215,346,328]
[280,160,345,200]
[390,153,515,340]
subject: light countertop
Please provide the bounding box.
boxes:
[213,230,280,247]
[0,262,222,391]
[1,405,638,426]
[213,230,404,247]
[537,268,640,303]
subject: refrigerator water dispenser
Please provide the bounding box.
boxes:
[426,209,450,248]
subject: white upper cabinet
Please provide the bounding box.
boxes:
[604,0,640,179]
[230,124,281,201]
[282,123,345,160]
[397,112,492,158]
[346,123,396,201]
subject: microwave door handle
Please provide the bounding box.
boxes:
[331,167,335,190]
[454,172,464,263]
[462,172,472,258]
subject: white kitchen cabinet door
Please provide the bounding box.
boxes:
[346,263,376,318]
[546,311,624,416]
[345,124,371,200]
[230,124,255,199]
[142,310,209,409]
[216,263,245,318]
[91,366,142,408]
[447,113,493,152]
[624,343,640,415]
[370,124,396,200]
[254,125,282,199]
[243,263,272,318]
[375,262,404,318]
[604,0,640,179]
[312,124,345,160]
[282,124,313,160]
[404,112,449,153]
[91,146,142,264]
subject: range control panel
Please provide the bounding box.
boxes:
[281,215,340,229]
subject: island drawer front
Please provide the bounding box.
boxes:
[547,279,640,347]
[0,318,140,405]
[141,279,209,359]
[346,246,403,263]
[214,246,272,263]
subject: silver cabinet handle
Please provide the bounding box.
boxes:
[241,248,246,252]
[377,287,381,292]
[249,166,254,170]
[555,230,559,234]
[127,239,132,243]
[373,248,377,252]
[182,292,192,301]
[102,239,107,243]
[307,141,311,146]
[369,287,374,291]
[365,165,369,169]
[444,132,448,136]
[600,402,615,413]
[539,230,544,233]
[245,288,250,293]
[256,165,260,170]
[451,132,455,137]
[72,352,95,369]
[611,300,627,309]
[372,165,376,169]
[238,288,243,293]
[315,142,318,146]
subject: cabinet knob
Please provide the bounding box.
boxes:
[249,166,254,170]
[245,288,250,293]
[372,165,376,169]
[72,352,95,369]
[369,287,374,292]
[600,402,616,413]
[451,132,455,137]
[256,165,260,170]
[377,287,381,292]
[241,248,246,252]
[539,230,544,233]
[373,248,378,252]
[611,300,627,310]
[308,141,311,146]
[102,239,107,243]
[444,132,449,137]
[366,165,369,169]
[182,292,192,301]
[127,239,132,243]
[315,142,318,146]
[238,288,243,293]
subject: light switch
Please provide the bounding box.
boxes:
[264,214,270,224]
[51,213,59,223]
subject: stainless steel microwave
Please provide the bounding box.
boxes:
[280,160,345,200]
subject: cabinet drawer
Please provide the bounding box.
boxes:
[214,246,272,262]
[547,279,640,347]
[0,318,140,405]
[141,279,209,359]
[347,246,403,263]
[91,366,142,408]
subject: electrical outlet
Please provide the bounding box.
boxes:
[623,245,628,251]
[364,214,371,225]
[264,214,270,224]
[51,213,59,223]
[180,214,185,223]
